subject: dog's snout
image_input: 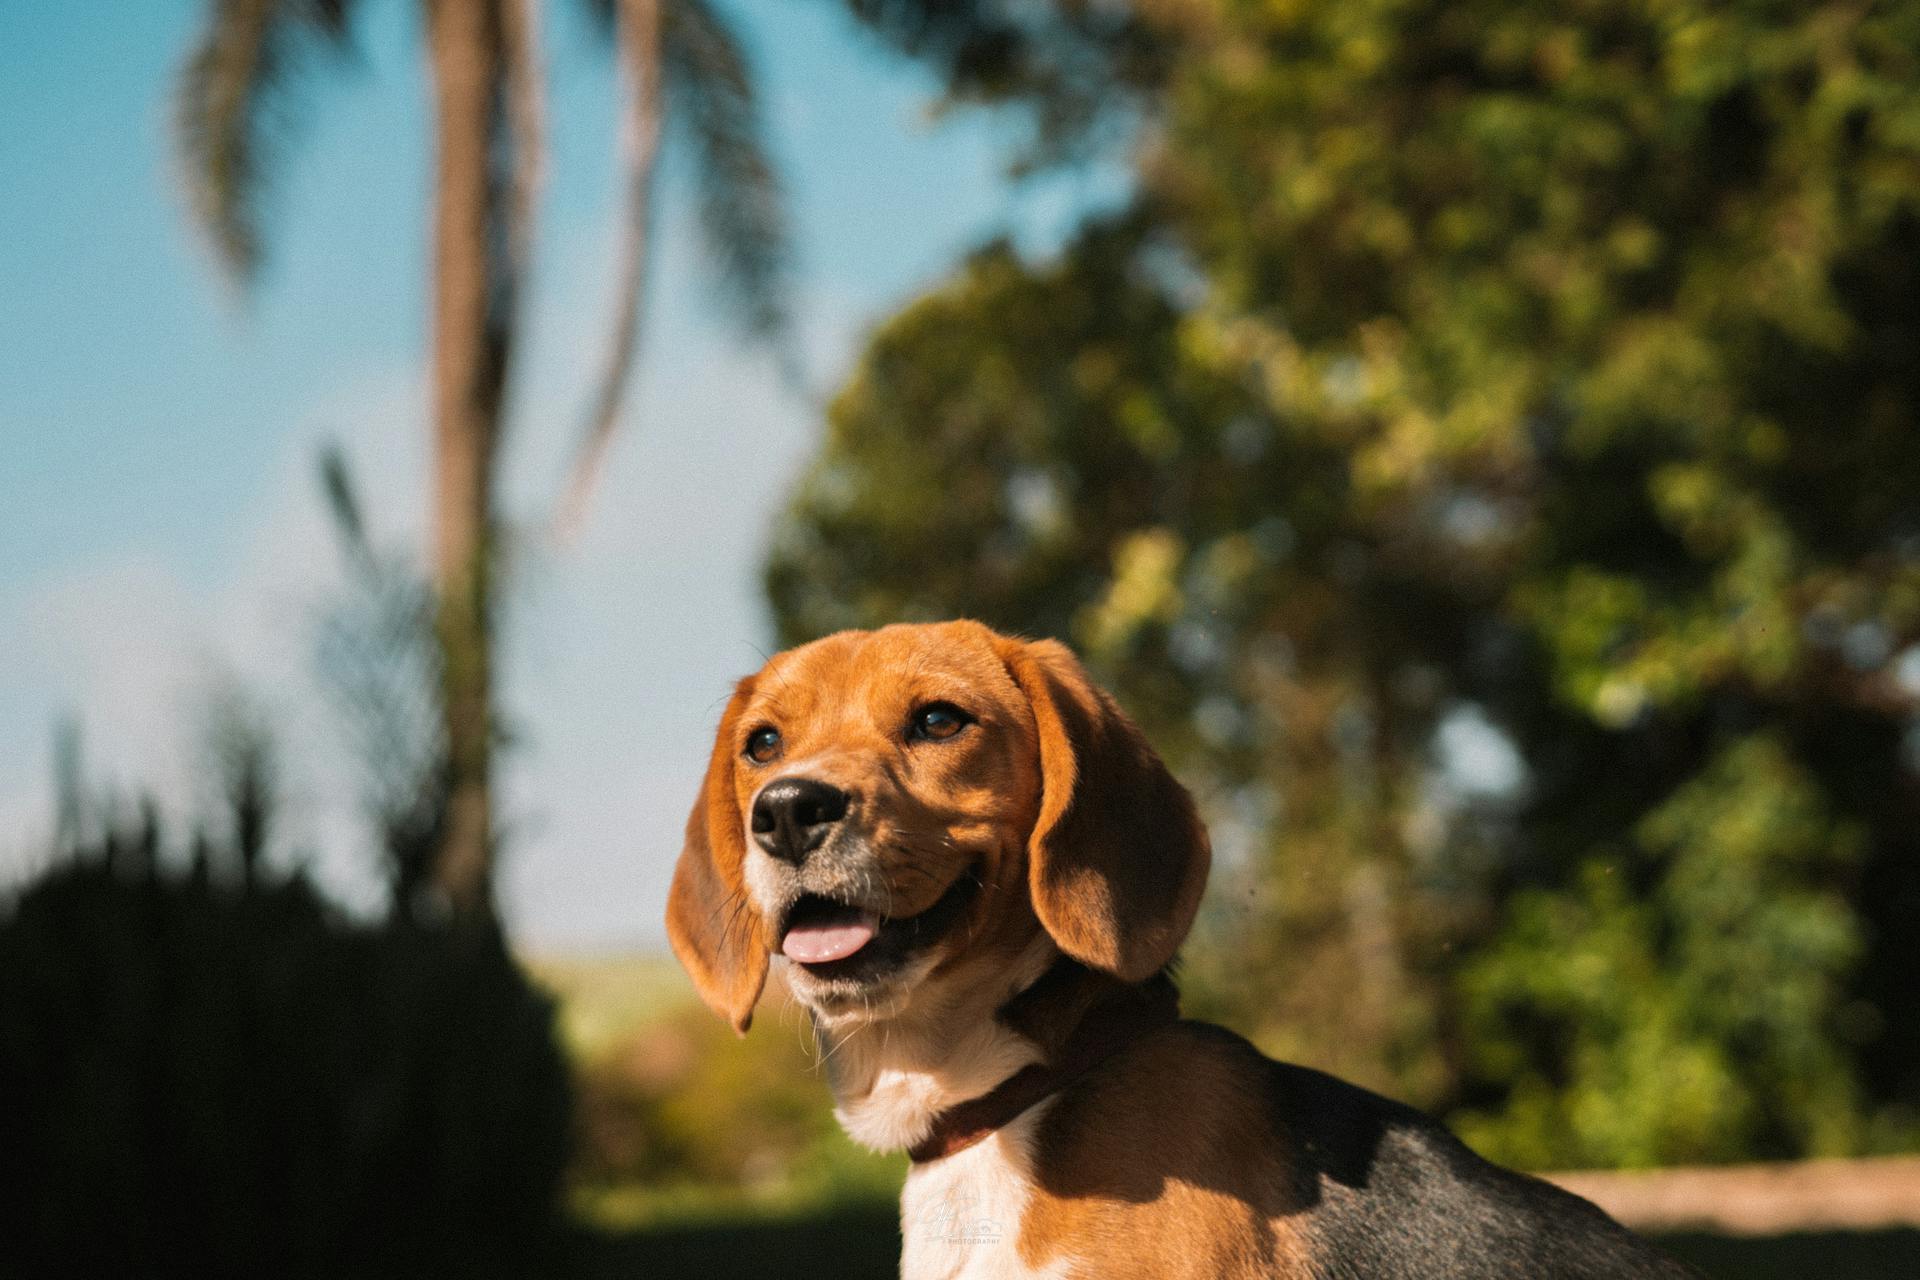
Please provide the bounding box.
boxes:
[751,776,850,863]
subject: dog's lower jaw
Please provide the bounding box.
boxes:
[821,935,1057,1154]
[783,948,937,1028]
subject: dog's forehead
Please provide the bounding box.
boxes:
[752,622,1017,719]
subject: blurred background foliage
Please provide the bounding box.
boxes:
[552,957,901,1227]
[768,0,1920,1169]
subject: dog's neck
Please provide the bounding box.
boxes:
[818,945,1160,1155]
[819,938,1054,1152]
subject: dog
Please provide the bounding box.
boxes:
[667,621,1696,1278]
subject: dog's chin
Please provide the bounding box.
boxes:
[784,950,940,1026]
[774,867,980,1026]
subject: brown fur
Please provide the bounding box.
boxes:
[995,637,1211,982]
[1017,1024,1315,1278]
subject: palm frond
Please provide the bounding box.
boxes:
[555,0,791,539]
[578,0,616,35]
[554,0,666,540]
[319,437,378,574]
[174,0,357,285]
[842,0,1025,95]
[663,0,791,342]
[841,0,1159,169]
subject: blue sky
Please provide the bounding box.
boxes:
[0,1,1126,947]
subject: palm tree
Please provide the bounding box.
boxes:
[560,0,789,535]
[176,0,789,920]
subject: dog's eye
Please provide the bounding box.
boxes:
[907,702,972,743]
[743,726,782,764]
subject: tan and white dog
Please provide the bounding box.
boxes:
[666,621,1693,1279]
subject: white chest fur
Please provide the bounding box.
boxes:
[807,939,1067,1278]
[897,1103,1074,1280]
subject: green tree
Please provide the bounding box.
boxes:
[175,0,788,918]
[773,0,1920,1165]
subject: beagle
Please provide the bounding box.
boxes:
[667,621,1695,1279]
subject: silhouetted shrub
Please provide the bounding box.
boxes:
[0,821,573,1279]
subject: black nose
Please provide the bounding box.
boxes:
[750,777,850,863]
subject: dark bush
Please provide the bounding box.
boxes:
[0,821,574,1280]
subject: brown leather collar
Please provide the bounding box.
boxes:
[907,971,1181,1164]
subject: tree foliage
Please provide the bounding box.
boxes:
[773,0,1920,1166]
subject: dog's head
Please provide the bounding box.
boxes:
[666,621,1211,1032]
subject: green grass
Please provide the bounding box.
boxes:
[524,951,697,1059]
[572,1145,904,1236]
[577,1202,902,1280]
[572,1213,1920,1280]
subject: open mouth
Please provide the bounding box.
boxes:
[777,867,980,984]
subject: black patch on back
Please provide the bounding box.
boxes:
[1189,1025,1700,1278]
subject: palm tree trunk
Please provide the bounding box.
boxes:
[425,0,518,921]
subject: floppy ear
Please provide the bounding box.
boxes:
[997,637,1211,982]
[666,680,769,1034]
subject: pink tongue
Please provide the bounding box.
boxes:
[782,913,878,964]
